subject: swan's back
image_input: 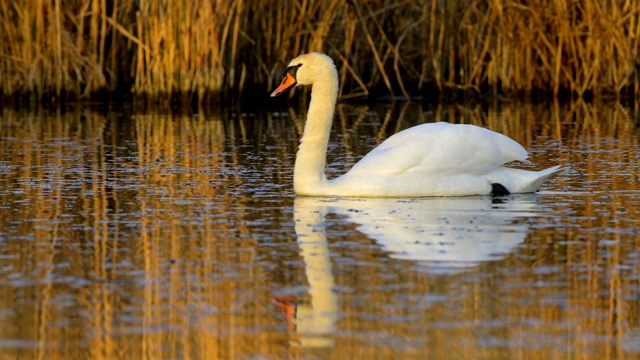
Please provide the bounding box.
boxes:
[346,122,528,177]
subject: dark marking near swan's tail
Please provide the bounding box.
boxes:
[491,183,510,196]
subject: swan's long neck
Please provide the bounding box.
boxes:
[294,75,338,194]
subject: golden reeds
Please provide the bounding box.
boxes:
[1,0,640,101]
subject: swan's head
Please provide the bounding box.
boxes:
[270,52,337,97]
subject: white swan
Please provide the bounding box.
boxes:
[271,52,566,197]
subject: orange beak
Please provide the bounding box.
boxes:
[270,72,297,97]
[272,295,298,332]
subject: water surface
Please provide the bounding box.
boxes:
[0,101,638,359]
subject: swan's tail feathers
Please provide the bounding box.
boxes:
[531,165,569,192]
[520,165,567,193]
[493,165,568,194]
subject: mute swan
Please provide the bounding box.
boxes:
[271,52,565,197]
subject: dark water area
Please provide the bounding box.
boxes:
[0,100,639,359]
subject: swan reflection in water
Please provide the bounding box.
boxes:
[274,195,545,348]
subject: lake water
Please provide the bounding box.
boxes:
[0,100,638,359]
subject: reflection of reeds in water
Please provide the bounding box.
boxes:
[0,109,114,358]
[2,1,640,99]
[0,101,638,358]
[0,108,295,358]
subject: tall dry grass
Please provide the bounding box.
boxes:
[1,0,640,101]
[0,0,135,98]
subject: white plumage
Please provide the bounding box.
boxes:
[271,52,565,197]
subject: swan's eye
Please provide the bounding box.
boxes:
[282,64,303,78]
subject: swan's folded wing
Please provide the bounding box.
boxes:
[346,122,528,176]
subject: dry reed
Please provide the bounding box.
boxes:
[1,0,640,102]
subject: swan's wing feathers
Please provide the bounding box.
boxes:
[347,123,528,176]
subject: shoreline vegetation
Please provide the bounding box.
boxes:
[1,0,639,104]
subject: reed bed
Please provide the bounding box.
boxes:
[1,0,640,101]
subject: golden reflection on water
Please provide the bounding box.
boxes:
[0,100,638,359]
